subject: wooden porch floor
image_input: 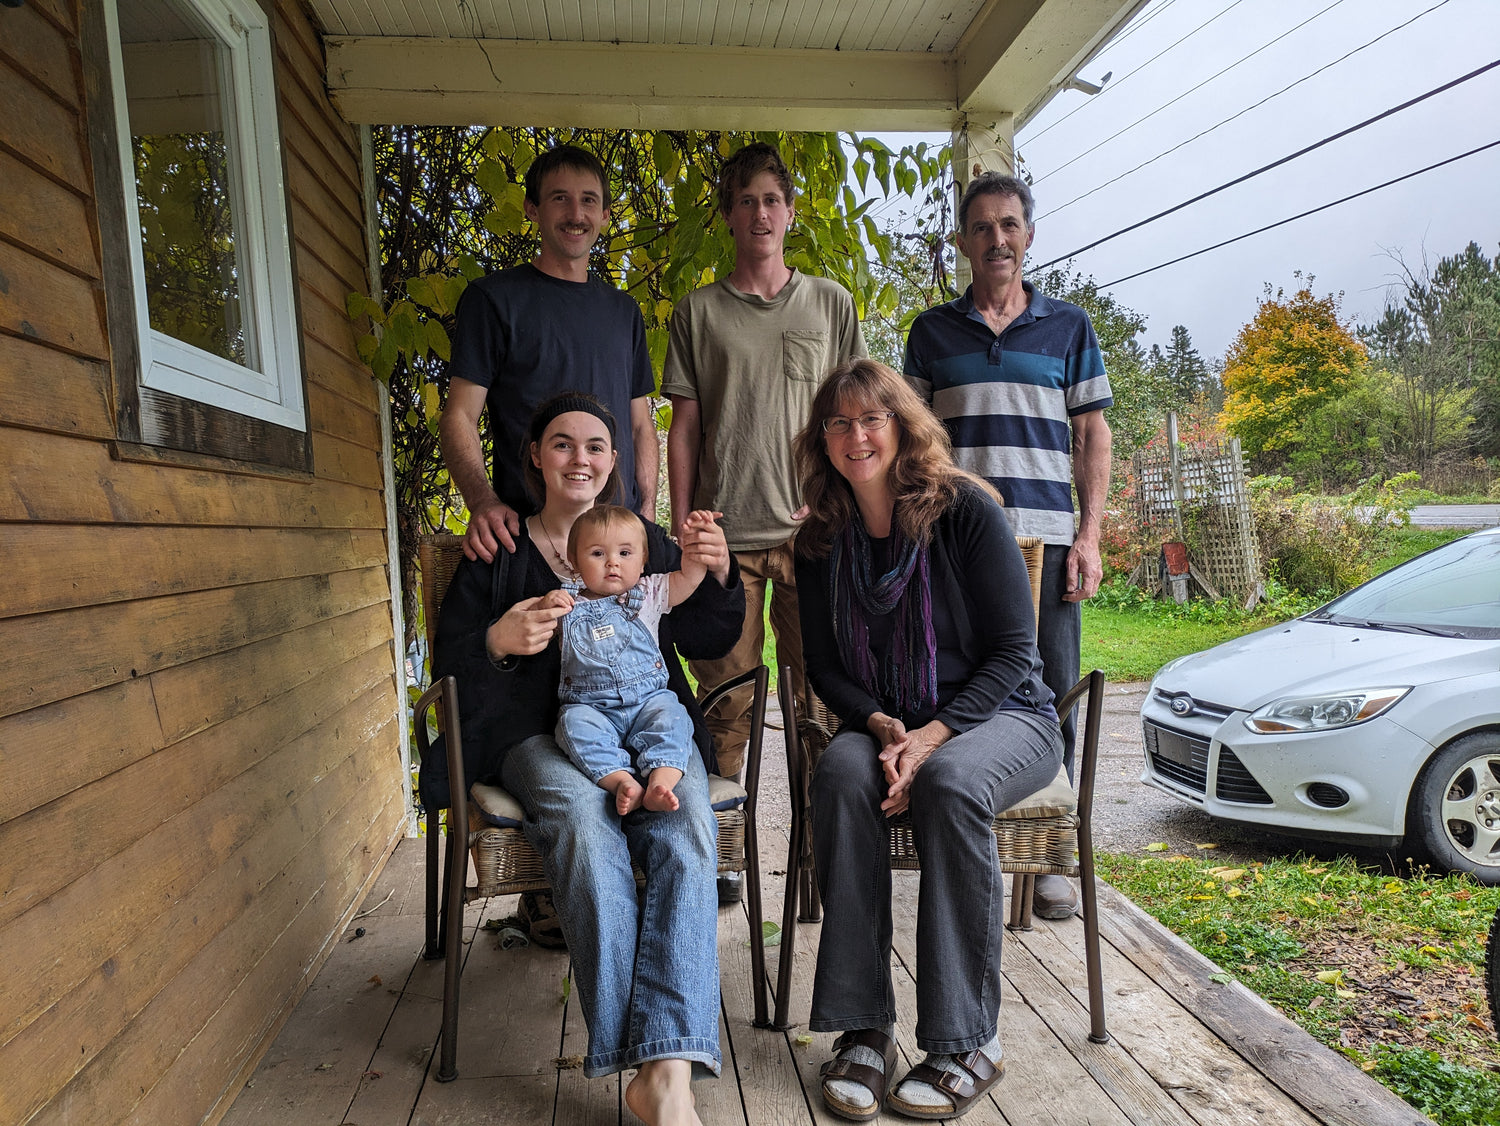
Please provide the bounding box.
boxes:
[223,746,1431,1126]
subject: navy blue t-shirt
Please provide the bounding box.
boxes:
[448,263,655,515]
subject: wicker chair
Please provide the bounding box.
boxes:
[770,535,1109,1044]
[412,533,772,1082]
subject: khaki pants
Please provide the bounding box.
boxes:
[689,542,810,779]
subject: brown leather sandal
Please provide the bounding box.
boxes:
[887,1047,1005,1120]
[819,1028,898,1122]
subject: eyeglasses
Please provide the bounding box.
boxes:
[822,410,896,436]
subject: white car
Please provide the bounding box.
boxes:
[1140,526,1500,884]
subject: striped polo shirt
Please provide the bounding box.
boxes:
[903,282,1112,546]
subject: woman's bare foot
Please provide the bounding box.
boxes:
[625,1059,701,1126]
[600,770,644,815]
[642,766,683,812]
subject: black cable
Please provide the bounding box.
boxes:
[1027,0,1249,144]
[1034,0,1348,186]
[1037,0,1453,219]
[1093,138,1500,289]
[1106,0,1180,50]
[1033,57,1500,272]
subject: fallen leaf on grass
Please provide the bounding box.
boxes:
[1194,843,1219,850]
[1308,996,1325,1011]
[1336,989,1356,1000]
[1360,1061,1377,1072]
[1209,973,1232,984]
[1316,970,1345,987]
[1144,842,1169,852]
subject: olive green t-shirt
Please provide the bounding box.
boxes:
[661,270,867,551]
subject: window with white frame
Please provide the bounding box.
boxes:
[101,0,305,432]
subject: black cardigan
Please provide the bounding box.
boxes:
[795,481,1055,737]
[424,520,745,809]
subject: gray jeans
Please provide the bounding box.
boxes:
[807,709,1062,1052]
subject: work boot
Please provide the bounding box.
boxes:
[1032,874,1079,920]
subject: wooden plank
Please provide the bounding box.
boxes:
[0,427,387,528]
[556,952,622,1126]
[0,334,114,437]
[311,427,386,490]
[0,146,96,277]
[0,658,397,1052]
[285,150,367,271]
[304,330,382,413]
[338,894,489,1123]
[21,0,76,36]
[291,192,373,305]
[297,235,371,332]
[0,639,394,937]
[149,600,393,744]
[0,59,87,192]
[308,380,382,451]
[272,2,363,172]
[275,49,363,201]
[299,267,372,362]
[0,239,107,358]
[1016,918,1320,1126]
[0,2,78,108]
[283,111,366,237]
[1001,940,1202,1126]
[0,678,166,824]
[1095,882,1433,1126]
[0,717,396,1124]
[0,566,391,718]
[713,891,804,1126]
[0,524,387,617]
[94,783,401,1126]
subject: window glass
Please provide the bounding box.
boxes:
[1318,535,1500,635]
[120,0,254,370]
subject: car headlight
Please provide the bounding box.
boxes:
[1244,687,1410,734]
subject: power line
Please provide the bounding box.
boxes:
[1032,57,1500,272]
[1094,138,1500,289]
[1106,0,1180,50]
[1033,0,1348,186]
[1036,0,1454,220]
[1026,0,1249,144]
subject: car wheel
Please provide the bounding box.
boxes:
[1409,732,1500,885]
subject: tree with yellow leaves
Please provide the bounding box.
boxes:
[1219,281,1367,460]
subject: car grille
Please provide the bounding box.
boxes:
[1145,723,1274,805]
[1143,722,1209,794]
[1215,748,1273,804]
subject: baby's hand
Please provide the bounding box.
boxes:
[537,588,575,614]
[683,509,722,531]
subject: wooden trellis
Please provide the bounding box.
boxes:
[1132,428,1262,604]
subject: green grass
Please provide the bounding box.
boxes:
[1099,852,1500,1125]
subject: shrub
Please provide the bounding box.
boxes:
[1248,473,1417,596]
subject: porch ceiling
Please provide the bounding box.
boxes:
[309,0,1143,132]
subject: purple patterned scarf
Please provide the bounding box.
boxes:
[829,515,938,716]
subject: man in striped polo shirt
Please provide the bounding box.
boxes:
[904,171,1113,921]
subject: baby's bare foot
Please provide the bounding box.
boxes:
[643,783,679,812]
[599,770,644,816]
[615,778,645,815]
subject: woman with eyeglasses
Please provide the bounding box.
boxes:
[791,359,1062,1121]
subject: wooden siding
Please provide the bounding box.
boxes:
[0,2,405,1125]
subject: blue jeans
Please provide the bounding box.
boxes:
[557,687,695,783]
[500,734,722,1077]
[807,709,1062,1052]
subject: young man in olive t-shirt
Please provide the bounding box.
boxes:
[663,144,866,836]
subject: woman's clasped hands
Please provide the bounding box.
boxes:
[868,712,954,817]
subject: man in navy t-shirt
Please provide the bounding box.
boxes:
[441,144,657,563]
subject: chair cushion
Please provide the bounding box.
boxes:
[709,773,747,811]
[469,775,746,827]
[470,782,524,828]
[996,764,1076,820]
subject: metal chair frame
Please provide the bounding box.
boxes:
[770,667,1109,1044]
[412,534,771,1083]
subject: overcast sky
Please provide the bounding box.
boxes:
[874,0,1500,364]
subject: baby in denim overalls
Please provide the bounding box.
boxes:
[542,505,720,815]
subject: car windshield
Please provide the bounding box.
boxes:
[1306,533,1500,639]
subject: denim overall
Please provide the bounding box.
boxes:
[555,576,694,784]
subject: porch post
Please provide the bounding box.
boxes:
[949,111,1016,291]
[360,125,418,837]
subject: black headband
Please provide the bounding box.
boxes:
[530,393,617,441]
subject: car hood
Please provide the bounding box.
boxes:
[1151,618,1499,710]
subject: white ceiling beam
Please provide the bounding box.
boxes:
[954,0,1145,127]
[325,37,961,131]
